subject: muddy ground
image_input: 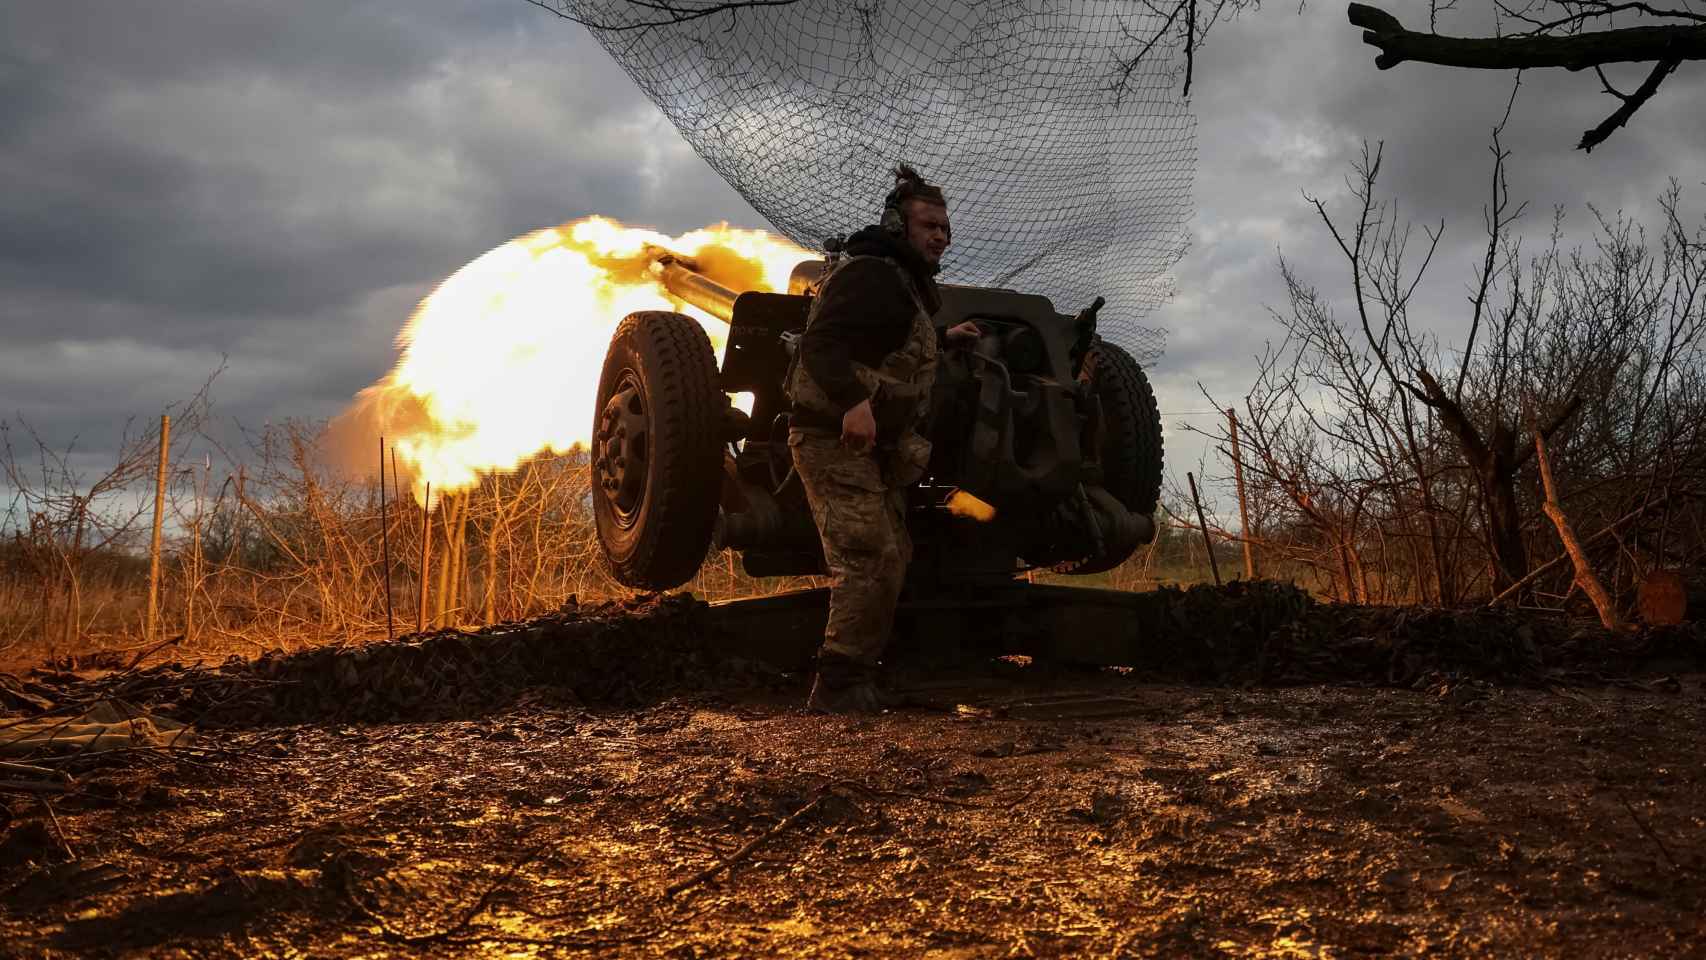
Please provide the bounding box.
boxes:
[3,590,1705,958]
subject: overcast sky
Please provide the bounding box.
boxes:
[3,0,1703,501]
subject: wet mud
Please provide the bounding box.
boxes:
[3,587,1705,957]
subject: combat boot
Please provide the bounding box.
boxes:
[805,653,886,714]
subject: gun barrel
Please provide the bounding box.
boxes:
[651,253,738,324]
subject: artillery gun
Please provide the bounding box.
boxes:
[590,247,1163,596]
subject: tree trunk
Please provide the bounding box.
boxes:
[1420,483,1451,603]
[1416,370,1529,594]
[1483,423,1530,593]
[1335,538,1356,602]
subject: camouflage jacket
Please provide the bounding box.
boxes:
[786,249,940,487]
[788,247,939,421]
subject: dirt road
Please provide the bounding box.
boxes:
[4,661,1703,958]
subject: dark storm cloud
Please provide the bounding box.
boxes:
[0,1,746,331]
[4,0,1703,493]
[0,0,754,459]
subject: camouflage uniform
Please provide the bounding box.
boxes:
[786,254,939,665]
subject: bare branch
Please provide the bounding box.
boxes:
[1578,55,1683,150]
[1185,0,1199,97]
[524,0,800,32]
[1112,0,1191,103]
[1349,2,1706,69]
[1459,80,1527,406]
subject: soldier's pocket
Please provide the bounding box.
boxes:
[798,448,890,554]
[824,454,886,495]
[881,432,933,488]
[820,488,891,555]
[791,434,886,493]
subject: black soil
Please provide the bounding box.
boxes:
[3,585,1703,958]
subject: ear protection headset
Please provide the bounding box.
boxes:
[880,190,907,236]
[881,165,946,238]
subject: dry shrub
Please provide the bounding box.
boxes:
[2,405,820,662]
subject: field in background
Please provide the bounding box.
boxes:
[8,281,1705,668]
[5,397,1696,668]
[0,423,1248,667]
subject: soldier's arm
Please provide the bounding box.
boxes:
[799,259,915,415]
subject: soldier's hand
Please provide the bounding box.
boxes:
[945,321,982,345]
[841,399,877,452]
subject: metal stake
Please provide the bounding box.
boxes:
[1187,471,1222,587]
[1227,408,1256,580]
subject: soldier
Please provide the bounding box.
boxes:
[785,164,981,713]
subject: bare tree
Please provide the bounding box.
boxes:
[1110,0,1265,98]
[0,379,214,655]
[1200,124,1706,609]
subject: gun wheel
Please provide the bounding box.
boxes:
[1057,338,1163,576]
[592,311,725,590]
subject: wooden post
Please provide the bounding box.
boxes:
[434,493,462,626]
[1227,408,1256,580]
[61,502,86,652]
[1187,471,1222,587]
[380,437,394,639]
[416,482,431,634]
[186,456,206,644]
[485,477,501,625]
[146,414,170,643]
[452,495,471,622]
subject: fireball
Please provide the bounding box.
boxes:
[342,217,809,500]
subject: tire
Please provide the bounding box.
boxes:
[1083,338,1163,519]
[591,311,725,590]
[1055,338,1162,575]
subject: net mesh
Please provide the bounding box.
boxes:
[553,0,1198,361]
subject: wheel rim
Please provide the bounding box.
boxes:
[594,371,650,525]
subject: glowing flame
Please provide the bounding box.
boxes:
[945,489,998,523]
[337,217,810,499]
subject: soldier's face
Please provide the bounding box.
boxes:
[905,200,951,267]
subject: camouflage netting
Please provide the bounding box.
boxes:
[1,595,724,730]
[554,0,1198,361]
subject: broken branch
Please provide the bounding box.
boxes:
[1486,498,1663,606]
[1530,412,1627,631]
[0,779,71,794]
[1614,787,1687,874]
[665,794,829,898]
[37,795,76,860]
[1347,3,1706,70]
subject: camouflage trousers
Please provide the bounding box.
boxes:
[789,429,912,665]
